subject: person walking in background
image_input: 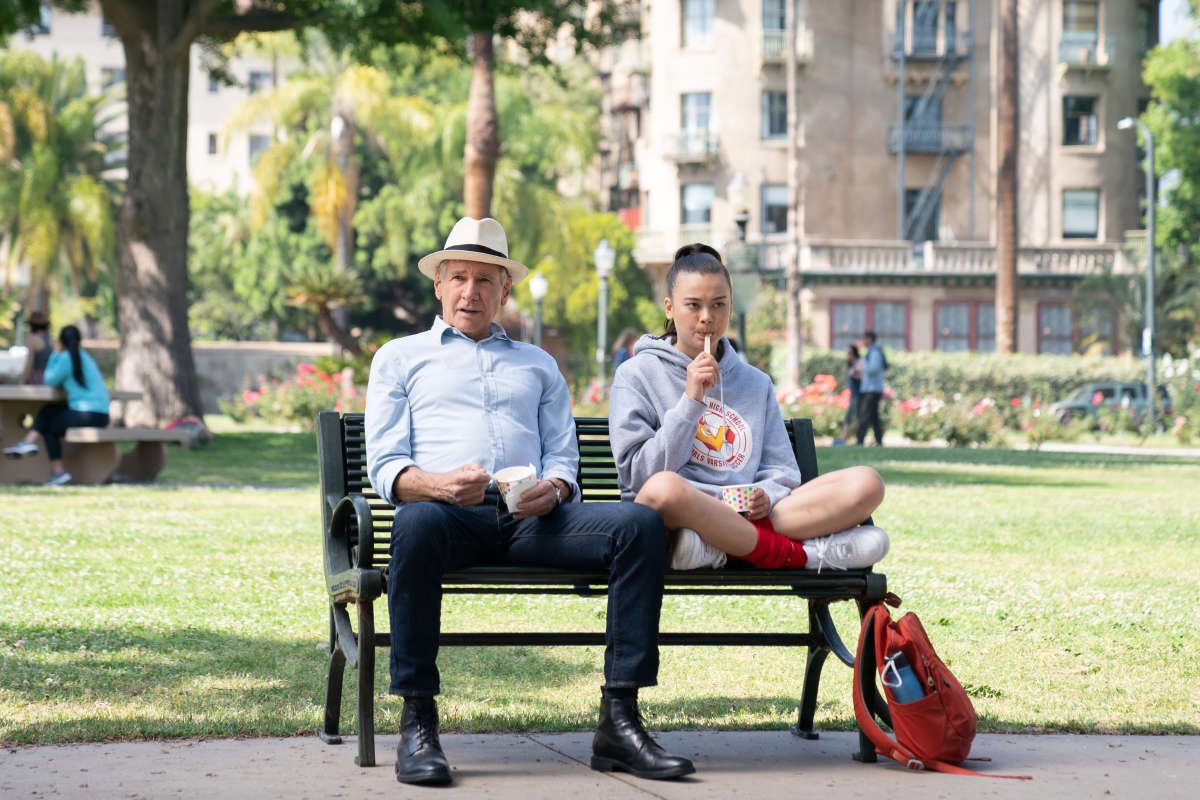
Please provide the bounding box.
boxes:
[856,331,887,447]
[611,328,639,374]
[834,343,862,446]
[3,325,110,485]
[19,310,51,385]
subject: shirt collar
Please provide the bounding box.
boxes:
[431,315,511,345]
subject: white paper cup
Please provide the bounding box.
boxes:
[720,484,756,514]
[494,464,538,512]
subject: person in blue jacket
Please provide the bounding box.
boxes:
[3,325,110,485]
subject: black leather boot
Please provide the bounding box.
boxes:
[591,696,695,779]
[395,697,451,785]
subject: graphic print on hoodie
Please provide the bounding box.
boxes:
[608,334,802,505]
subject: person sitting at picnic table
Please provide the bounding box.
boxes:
[3,325,109,486]
[608,243,889,571]
[365,216,694,786]
[20,310,52,385]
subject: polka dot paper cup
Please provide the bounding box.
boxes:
[720,484,756,514]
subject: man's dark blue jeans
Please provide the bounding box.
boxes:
[387,495,667,697]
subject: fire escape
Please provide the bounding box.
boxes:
[890,0,977,243]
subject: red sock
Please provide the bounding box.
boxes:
[734,517,808,569]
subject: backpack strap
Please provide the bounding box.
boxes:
[852,604,1033,780]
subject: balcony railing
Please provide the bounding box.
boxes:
[887,124,973,155]
[664,130,718,163]
[761,27,814,64]
[1059,32,1113,68]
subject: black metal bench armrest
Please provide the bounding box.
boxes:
[325,493,383,603]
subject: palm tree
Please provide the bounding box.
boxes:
[0,51,123,310]
[223,32,434,344]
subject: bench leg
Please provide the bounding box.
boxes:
[793,645,828,739]
[112,441,167,482]
[62,441,120,484]
[318,608,346,745]
[355,601,377,767]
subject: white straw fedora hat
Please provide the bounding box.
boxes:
[417,216,529,283]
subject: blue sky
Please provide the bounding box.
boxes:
[1162,0,1194,42]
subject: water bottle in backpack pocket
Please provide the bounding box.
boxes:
[881,650,925,703]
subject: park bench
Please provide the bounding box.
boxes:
[62,425,193,483]
[316,410,892,768]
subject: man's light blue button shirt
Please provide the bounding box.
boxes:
[366,317,579,506]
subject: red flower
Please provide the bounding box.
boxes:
[1091,391,1104,406]
[1010,397,1021,407]
[297,363,317,375]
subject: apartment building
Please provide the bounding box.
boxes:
[8,2,283,194]
[601,0,1159,355]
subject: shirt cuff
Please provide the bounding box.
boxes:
[375,458,415,506]
[543,471,580,503]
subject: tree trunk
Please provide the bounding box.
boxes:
[110,1,204,425]
[995,0,1020,354]
[464,31,498,219]
[315,305,362,356]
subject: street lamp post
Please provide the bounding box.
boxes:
[528,272,548,348]
[726,173,755,348]
[594,239,615,392]
[1117,116,1157,430]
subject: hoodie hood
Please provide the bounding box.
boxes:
[632,334,742,375]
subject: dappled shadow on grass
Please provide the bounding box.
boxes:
[158,430,317,487]
[0,623,324,744]
[871,466,1106,488]
[821,445,1189,472]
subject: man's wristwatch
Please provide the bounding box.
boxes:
[550,480,564,506]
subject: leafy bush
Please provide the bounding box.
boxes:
[222,363,363,431]
[777,374,848,438]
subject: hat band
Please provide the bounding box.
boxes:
[445,243,508,259]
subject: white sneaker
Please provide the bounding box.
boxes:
[44,471,73,487]
[3,440,38,458]
[803,525,889,572]
[669,528,728,570]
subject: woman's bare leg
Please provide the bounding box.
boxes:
[635,472,758,557]
[769,466,884,541]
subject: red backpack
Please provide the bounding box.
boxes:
[852,600,1031,780]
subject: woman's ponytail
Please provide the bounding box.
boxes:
[59,325,86,388]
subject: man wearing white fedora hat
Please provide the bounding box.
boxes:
[366,217,694,785]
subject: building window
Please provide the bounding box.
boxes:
[761,184,788,235]
[101,14,116,38]
[761,90,787,139]
[763,0,785,31]
[1062,189,1100,238]
[976,304,996,352]
[679,92,712,156]
[831,301,908,352]
[935,301,994,352]
[1062,0,1100,61]
[1063,96,1097,146]
[1038,303,1074,354]
[681,183,714,226]
[911,1,940,54]
[247,70,272,94]
[904,188,940,243]
[682,0,715,49]
[207,132,218,156]
[248,133,271,164]
[100,67,125,90]
[208,74,220,93]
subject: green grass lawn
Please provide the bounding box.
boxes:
[1,429,1198,744]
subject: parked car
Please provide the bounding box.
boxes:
[1050,381,1173,426]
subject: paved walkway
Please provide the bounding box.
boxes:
[4,731,1196,799]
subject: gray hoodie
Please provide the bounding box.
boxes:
[608,334,802,505]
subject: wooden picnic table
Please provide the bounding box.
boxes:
[0,385,147,484]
